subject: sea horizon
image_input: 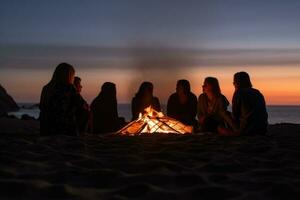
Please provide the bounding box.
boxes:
[10,102,300,125]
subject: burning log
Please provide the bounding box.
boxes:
[116,106,193,136]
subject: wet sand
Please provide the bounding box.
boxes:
[0,118,300,199]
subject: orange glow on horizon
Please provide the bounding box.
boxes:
[1,66,300,105]
[187,66,300,105]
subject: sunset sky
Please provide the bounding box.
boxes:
[1,0,300,105]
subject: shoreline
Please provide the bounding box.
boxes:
[0,116,299,135]
[7,103,300,125]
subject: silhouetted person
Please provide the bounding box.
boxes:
[131,82,161,120]
[198,77,230,132]
[74,76,90,134]
[90,82,125,133]
[219,72,268,135]
[167,79,197,126]
[39,63,80,136]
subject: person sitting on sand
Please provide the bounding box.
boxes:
[90,82,126,134]
[167,79,197,126]
[219,72,268,136]
[197,77,230,132]
[131,82,161,120]
[39,63,81,136]
[74,76,90,134]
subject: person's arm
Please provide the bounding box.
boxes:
[215,95,239,135]
[80,96,89,111]
[167,95,175,117]
[112,100,119,120]
[232,92,241,121]
[233,93,241,123]
[39,84,51,111]
[154,97,161,112]
[216,96,228,117]
[39,86,46,111]
[218,126,240,136]
[89,99,96,133]
[191,94,198,119]
[197,95,206,124]
[131,98,138,120]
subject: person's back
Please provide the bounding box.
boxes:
[91,97,119,133]
[233,88,268,135]
[39,63,79,136]
[219,71,269,136]
[40,83,52,135]
[91,82,123,133]
[40,82,78,135]
[48,83,78,135]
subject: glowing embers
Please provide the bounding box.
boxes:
[117,106,193,136]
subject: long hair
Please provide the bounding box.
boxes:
[135,82,153,98]
[234,71,252,89]
[50,63,75,85]
[40,63,75,110]
[177,79,191,94]
[99,82,117,102]
[204,77,221,96]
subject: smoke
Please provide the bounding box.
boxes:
[125,44,199,103]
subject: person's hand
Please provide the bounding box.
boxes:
[217,126,228,136]
[217,126,238,136]
[198,116,205,124]
[83,103,90,111]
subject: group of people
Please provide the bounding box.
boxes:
[39,62,268,136]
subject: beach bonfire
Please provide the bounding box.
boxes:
[117,106,193,136]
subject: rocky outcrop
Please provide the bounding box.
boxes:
[0,84,19,117]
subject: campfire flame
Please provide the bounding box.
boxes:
[117,106,193,136]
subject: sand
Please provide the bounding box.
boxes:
[0,118,300,200]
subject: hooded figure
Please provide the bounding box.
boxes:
[91,82,125,133]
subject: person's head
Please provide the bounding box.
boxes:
[136,82,154,97]
[233,71,252,90]
[176,79,191,96]
[74,76,82,93]
[51,63,75,85]
[100,82,116,100]
[202,77,221,96]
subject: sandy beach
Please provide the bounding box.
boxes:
[0,118,300,200]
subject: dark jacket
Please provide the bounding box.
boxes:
[167,92,197,125]
[232,88,268,135]
[75,94,89,133]
[40,83,80,135]
[90,95,120,133]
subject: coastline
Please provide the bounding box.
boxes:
[8,103,300,125]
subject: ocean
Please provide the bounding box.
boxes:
[8,103,300,125]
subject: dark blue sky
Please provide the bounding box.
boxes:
[1,0,300,104]
[1,0,300,49]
